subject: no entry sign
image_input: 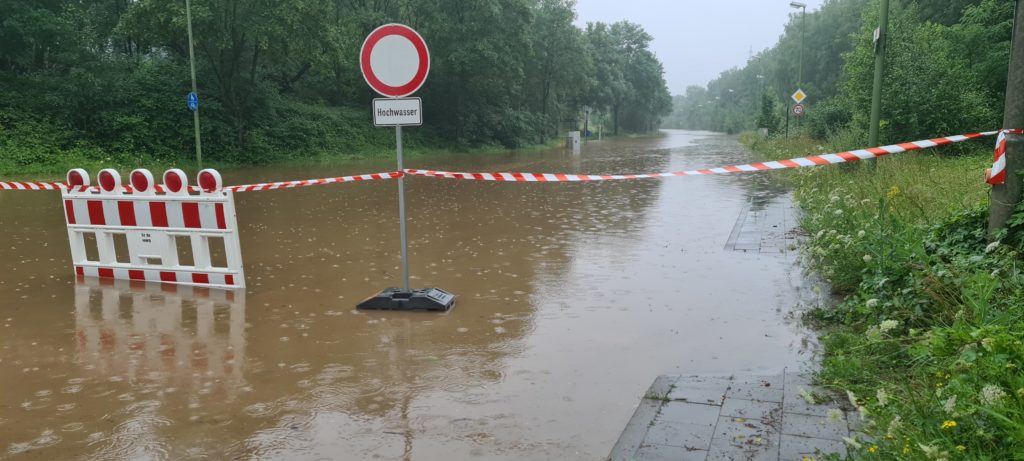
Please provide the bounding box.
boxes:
[360,24,430,98]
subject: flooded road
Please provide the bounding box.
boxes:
[0,130,820,460]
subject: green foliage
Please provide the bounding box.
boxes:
[841,0,1002,145]
[744,129,1024,459]
[756,91,782,135]
[0,0,672,175]
[668,0,1012,147]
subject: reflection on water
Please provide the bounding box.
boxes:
[0,131,822,460]
[74,279,246,401]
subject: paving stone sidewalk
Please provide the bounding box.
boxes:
[608,369,856,461]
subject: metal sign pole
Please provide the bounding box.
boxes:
[356,23,454,311]
[185,0,203,169]
[396,125,410,292]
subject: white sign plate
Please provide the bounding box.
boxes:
[373,97,422,126]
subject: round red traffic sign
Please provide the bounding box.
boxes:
[792,104,805,117]
[360,24,430,98]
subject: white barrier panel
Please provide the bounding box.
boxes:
[62,168,245,289]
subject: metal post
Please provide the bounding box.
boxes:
[798,6,804,85]
[396,125,410,292]
[785,106,790,138]
[989,0,1024,237]
[867,0,889,168]
[185,0,203,169]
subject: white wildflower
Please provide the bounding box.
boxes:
[827,408,844,422]
[980,384,1007,406]
[886,415,901,438]
[843,436,862,449]
[981,337,994,352]
[991,268,1000,278]
[876,388,888,407]
[799,388,816,404]
[865,326,881,341]
[831,195,841,203]
[863,254,873,263]
[847,390,858,407]
[919,443,941,458]
[985,241,1000,253]
[865,298,879,308]
[879,319,899,334]
[943,395,957,414]
[858,405,870,421]
[857,230,866,238]
[816,230,825,238]
[834,209,844,216]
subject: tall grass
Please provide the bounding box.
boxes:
[742,130,1024,460]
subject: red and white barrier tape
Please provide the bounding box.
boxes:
[2,130,1020,191]
[0,172,401,192]
[224,171,402,192]
[407,130,1022,182]
[986,129,1022,185]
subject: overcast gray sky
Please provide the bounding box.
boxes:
[574,0,827,95]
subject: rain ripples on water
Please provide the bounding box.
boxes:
[0,131,822,460]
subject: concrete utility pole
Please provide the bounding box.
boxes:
[185,0,203,168]
[867,0,889,168]
[989,0,1024,237]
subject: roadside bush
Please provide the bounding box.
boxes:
[807,99,852,141]
[743,133,1024,459]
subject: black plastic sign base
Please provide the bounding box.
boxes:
[357,287,456,311]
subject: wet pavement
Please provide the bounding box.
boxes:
[0,130,821,460]
[608,371,850,461]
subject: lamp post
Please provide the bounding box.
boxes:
[185,0,203,168]
[868,0,890,169]
[789,2,806,86]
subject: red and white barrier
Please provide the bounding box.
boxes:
[62,168,245,289]
[986,129,1023,185]
[405,130,1016,182]
[223,171,402,192]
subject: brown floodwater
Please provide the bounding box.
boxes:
[0,130,822,460]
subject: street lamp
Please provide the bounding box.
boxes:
[789,2,806,86]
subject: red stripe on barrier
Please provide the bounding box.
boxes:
[98,268,114,278]
[931,137,953,146]
[182,202,201,228]
[75,266,84,276]
[225,275,235,286]
[215,203,227,229]
[724,166,742,173]
[150,202,168,227]
[836,152,860,162]
[192,273,210,284]
[897,142,919,151]
[65,200,76,224]
[129,270,145,280]
[778,160,800,168]
[117,201,136,226]
[159,272,176,282]
[867,147,888,156]
[87,200,105,225]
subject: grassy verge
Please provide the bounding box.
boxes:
[0,136,566,182]
[741,131,1024,459]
